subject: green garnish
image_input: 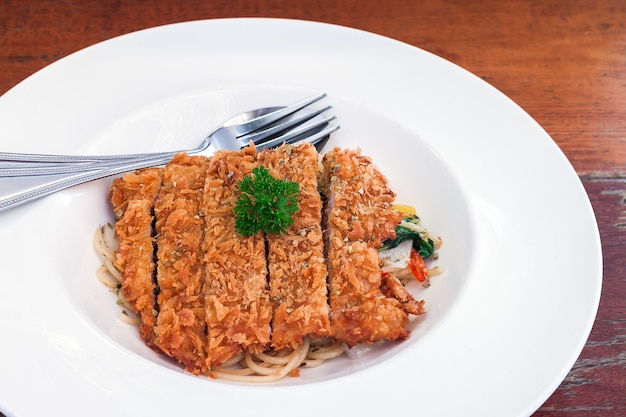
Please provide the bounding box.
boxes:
[380,226,435,258]
[233,166,299,236]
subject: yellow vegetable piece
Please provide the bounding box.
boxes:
[392,204,416,218]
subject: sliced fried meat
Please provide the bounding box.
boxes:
[202,146,272,368]
[109,144,425,376]
[321,147,424,347]
[110,167,163,348]
[153,153,209,375]
[261,143,331,350]
[380,272,426,316]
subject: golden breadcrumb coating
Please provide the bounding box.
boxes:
[108,144,426,375]
[261,143,331,350]
[321,147,424,347]
[153,153,209,375]
[201,146,272,368]
[110,168,163,348]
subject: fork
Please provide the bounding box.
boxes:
[0,93,339,212]
[0,93,334,175]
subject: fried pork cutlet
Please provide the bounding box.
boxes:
[202,146,272,368]
[153,153,209,375]
[110,168,163,348]
[321,147,424,347]
[261,143,331,350]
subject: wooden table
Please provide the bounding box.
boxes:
[0,1,623,415]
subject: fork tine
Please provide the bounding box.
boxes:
[237,105,331,147]
[286,124,341,146]
[254,116,339,150]
[231,93,327,136]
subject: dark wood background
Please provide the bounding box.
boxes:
[1,1,624,415]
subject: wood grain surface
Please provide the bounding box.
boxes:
[1,1,624,416]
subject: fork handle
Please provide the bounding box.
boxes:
[0,149,177,164]
[0,154,174,212]
[0,149,182,178]
[0,150,181,177]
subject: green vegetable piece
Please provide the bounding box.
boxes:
[380,226,435,258]
[233,166,299,236]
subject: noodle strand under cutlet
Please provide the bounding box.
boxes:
[210,339,311,383]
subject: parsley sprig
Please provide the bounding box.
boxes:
[233,166,299,236]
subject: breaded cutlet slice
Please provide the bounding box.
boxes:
[153,153,209,375]
[110,167,163,348]
[261,143,331,350]
[202,146,272,368]
[321,147,423,347]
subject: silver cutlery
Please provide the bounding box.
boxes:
[0,93,339,211]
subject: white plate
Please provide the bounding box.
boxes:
[0,18,601,417]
